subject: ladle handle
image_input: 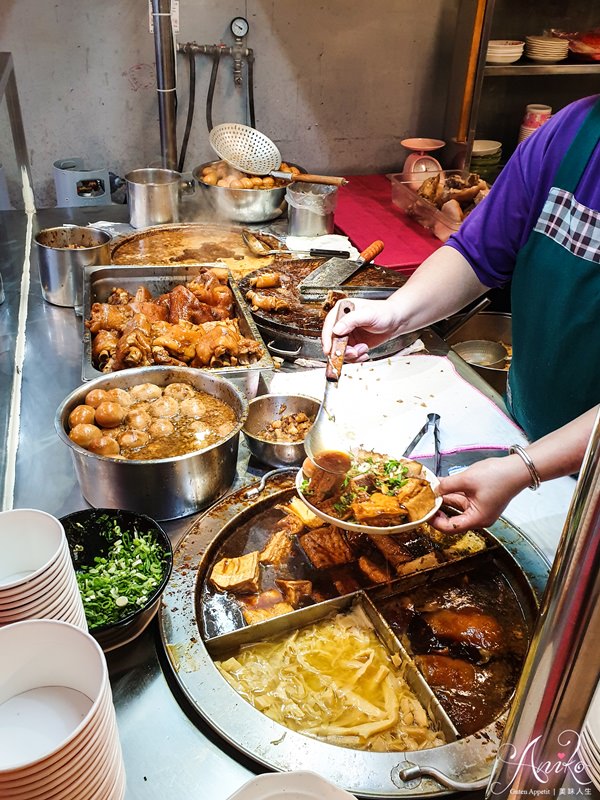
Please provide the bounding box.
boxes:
[278,172,349,186]
[326,299,355,381]
[357,240,385,264]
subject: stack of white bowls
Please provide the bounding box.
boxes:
[525,35,569,63]
[486,40,525,64]
[518,103,552,144]
[580,681,600,791]
[0,509,86,629]
[0,619,125,798]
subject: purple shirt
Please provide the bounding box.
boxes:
[447,94,600,287]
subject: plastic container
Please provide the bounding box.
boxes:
[390,170,470,242]
[286,183,338,236]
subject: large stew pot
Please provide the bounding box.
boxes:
[193,160,289,223]
[55,366,248,520]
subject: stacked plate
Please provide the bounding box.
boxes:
[580,681,600,791]
[525,35,569,62]
[0,619,125,799]
[486,40,524,64]
[0,509,86,629]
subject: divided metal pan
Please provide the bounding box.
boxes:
[159,470,550,796]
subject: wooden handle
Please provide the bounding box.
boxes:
[326,299,354,381]
[292,173,349,187]
[358,240,385,264]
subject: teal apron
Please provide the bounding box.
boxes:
[508,99,600,442]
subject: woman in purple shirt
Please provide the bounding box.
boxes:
[322,95,600,531]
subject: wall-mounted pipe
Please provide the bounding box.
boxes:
[151,0,178,169]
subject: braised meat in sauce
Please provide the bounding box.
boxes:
[377,566,529,736]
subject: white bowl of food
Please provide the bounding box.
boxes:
[296,450,441,535]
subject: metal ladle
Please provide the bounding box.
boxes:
[303,299,355,473]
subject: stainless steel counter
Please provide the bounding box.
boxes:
[0,205,506,800]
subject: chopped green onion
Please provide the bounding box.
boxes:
[75,519,168,629]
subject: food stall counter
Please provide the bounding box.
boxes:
[0,206,575,799]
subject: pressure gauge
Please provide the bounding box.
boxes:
[230,16,249,38]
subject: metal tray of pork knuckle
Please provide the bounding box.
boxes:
[81,264,274,398]
[159,470,550,797]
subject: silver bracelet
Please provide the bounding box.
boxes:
[509,444,541,491]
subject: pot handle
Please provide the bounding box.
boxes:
[179,178,196,196]
[266,340,302,358]
[244,467,298,499]
[395,764,488,793]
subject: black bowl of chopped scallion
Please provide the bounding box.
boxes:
[61,508,173,651]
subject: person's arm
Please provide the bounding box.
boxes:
[321,246,488,360]
[430,406,599,533]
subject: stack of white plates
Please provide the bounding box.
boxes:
[0,509,86,629]
[525,35,569,63]
[580,682,600,791]
[486,40,525,64]
[0,619,125,799]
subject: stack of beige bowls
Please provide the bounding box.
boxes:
[0,509,86,629]
[580,681,600,791]
[0,619,126,798]
[486,39,525,64]
[525,35,569,63]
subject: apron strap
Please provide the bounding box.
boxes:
[553,97,600,193]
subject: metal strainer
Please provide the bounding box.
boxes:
[209,123,281,175]
[209,122,348,186]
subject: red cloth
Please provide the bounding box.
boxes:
[334,174,442,271]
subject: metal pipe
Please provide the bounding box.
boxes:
[486,409,600,796]
[151,0,178,169]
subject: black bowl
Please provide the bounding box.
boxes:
[60,508,173,651]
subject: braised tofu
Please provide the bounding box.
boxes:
[357,555,392,584]
[240,588,294,624]
[351,492,407,527]
[368,535,412,569]
[299,526,354,569]
[396,551,441,576]
[259,528,294,566]
[395,478,436,522]
[209,551,260,594]
[275,579,313,607]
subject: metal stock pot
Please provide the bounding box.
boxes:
[125,168,193,229]
[55,366,248,520]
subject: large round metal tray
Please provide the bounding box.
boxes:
[159,471,550,797]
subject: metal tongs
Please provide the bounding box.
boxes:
[303,300,355,472]
[402,412,441,476]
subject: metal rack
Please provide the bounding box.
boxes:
[442,0,600,168]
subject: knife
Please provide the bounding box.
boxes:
[298,240,385,294]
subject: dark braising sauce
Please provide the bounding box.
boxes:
[377,566,529,736]
[313,449,353,473]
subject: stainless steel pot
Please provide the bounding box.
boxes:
[55,366,249,520]
[192,161,287,223]
[126,168,192,229]
[35,226,111,310]
[242,394,320,468]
